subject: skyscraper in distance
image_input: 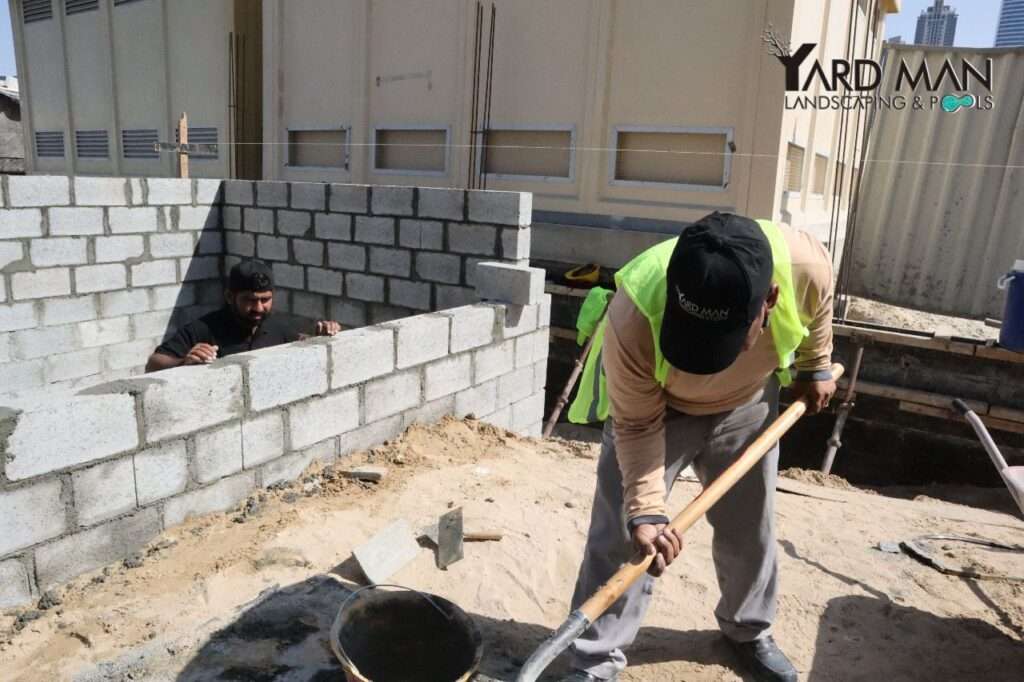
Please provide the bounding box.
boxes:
[915,1,958,46]
[996,0,1024,46]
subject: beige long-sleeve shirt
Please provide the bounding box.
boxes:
[604,225,834,522]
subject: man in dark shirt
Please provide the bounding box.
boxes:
[146,259,341,372]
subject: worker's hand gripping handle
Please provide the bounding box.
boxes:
[577,362,845,622]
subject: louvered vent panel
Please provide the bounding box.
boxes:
[75,130,110,159]
[113,0,147,5]
[64,0,98,16]
[122,129,159,159]
[175,126,219,159]
[35,131,65,158]
[23,0,53,23]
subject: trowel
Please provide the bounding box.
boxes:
[418,507,503,569]
[953,399,1024,518]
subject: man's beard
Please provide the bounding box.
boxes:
[231,303,268,328]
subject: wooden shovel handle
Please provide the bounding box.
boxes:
[578,363,845,622]
[465,532,504,542]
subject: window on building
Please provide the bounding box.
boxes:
[23,0,53,23]
[35,131,65,158]
[613,128,730,188]
[64,0,99,16]
[75,130,109,159]
[373,127,448,174]
[288,128,349,169]
[812,154,828,195]
[784,143,805,193]
[122,129,159,160]
[175,126,219,160]
[482,128,573,180]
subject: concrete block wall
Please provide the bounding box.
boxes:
[0,176,223,396]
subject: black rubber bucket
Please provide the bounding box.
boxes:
[329,585,484,682]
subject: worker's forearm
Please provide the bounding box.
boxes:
[614,418,670,522]
[145,352,184,373]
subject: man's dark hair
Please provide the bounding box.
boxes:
[228,259,274,293]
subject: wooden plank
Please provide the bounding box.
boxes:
[834,324,977,357]
[842,379,988,414]
[990,406,1024,424]
[899,401,1024,435]
[177,113,189,179]
[549,327,577,341]
[975,344,1024,364]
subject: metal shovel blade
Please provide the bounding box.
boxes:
[437,507,464,570]
[1000,467,1024,517]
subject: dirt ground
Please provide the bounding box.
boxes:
[2,417,1023,681]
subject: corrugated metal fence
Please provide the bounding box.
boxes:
[847,45,1024,319]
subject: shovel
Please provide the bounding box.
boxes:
[952,399,1024,518]
[515,363,845,681]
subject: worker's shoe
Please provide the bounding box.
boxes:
[560,670,618,682]
[726,635,798,682]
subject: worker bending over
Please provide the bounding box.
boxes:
[146,259,341,371]
[564,212,835,682]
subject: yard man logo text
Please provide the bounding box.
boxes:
[762,25,995,112]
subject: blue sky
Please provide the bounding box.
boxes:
[0,1,1007,78]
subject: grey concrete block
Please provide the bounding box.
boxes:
[436,285,477,310]
[223,206,242,231]
[244,208,275,234]
[257,182,288,208]
[242,411,285,468]
[0,331,9,362]
[79,317,132,347]
[398,219,444,250]
[415,252,461,284]
[473,338,515,383]
[147,179,192,205]
[502,303,539,338]
[329,327,395,388]
[194,421,244,484]
[258,235,289,262]
[511,390,546,434]
[538,293,551,328]
[261,439,336,487]
[372,185,414,216]
[42,295,98,327]
[11,268,71,300]
[330,299,367,328]
[0,359,44,392]
[163,472,255,527]
[307,267,343,296]
[0,209,43,238]
[95,236,144,263]
[10,176,70,208]
[463,257,487,288]
[424,353,472,401]
[272,262,305,290]
[346,273,385,302]
[417,187,465,220]
[109,207,158,234]
[369,247,411,277]
[403,394,455,428]
[12,325,77,360]
[176,205,219,232]
[288,389,360,450]
[45,347,104,382]
[533,358,547,393]
[141,364,243,442]
[30,237,88,266]
[243,343,328,411]
[329,243,366,271]
[291,182,326,210]
[354,216,395,245]
[0,278,5,303]
[226,232,255,257]
[131,309,175,340]
[129,178,144,205]
[531,329,550,361]
[195,179,223,205]
[76,264,128,293]
[198,231,223,256]
[454,379,497,418]
[501,227,531,261]
[481,405,512,431]
[102,337,160,371]
[390,314,449,368]
[224,180,254,206]
[0,302,37,332]
[364,369,422,422]
[73,177,128,206]
[389,279,431,311]
[0,241,25,269]
[330,184,369,213]
[338,415,404,456]
[292,291,326,320]
[134,441,189,506]
[515,333,534,368]
[448,223,498,256]
[444,305,495,352]
[315,213,351,241]
[293,239,324,266]
[278,210,312,237]
[0,559,32,609]
[152,283,196,310]
[72,456,138,527]
[0,478,67,555]
[497,366,534,408]
[474,262,545,305]
[150,233,196,258]
[369,304,410,324]
[35,508,161,590]
[468,190,532,227]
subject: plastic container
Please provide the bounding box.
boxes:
[999,260,1024,352]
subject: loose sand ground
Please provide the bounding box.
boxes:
[2,417,1022,681]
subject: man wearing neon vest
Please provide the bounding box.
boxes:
[564,212,836,682]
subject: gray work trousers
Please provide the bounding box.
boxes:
[569,379,780,679]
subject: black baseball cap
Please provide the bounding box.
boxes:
[660,212,773,375]
[228,259,274,292]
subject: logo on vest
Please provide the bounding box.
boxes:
[675,286,729,322]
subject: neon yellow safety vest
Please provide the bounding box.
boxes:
[567,220,809,424]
